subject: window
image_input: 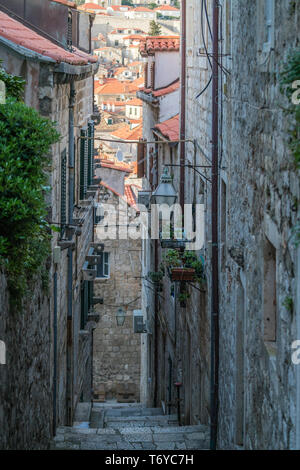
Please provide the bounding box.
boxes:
[96,252,110,278]
[263,238,276,342]
[263,0,274,52]
[80,280,93,330]
[87,120,95,187]
[257,0,275,54]
[80,127,88,200]
[60,149,67,231]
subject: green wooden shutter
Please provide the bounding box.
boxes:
[88,120,95,187]
[61,149,67,231]
[88,281,94,313]
[80,127,88,199]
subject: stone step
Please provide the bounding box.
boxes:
[104,407,164,418]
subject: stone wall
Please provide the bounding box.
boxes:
[217,0,300,450]
[184,0,300,449]
[0,272,52,450]
[93,192,142,401]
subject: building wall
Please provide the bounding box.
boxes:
[216,0,300,450]
[184,0,300,449]
[93,193,142,400]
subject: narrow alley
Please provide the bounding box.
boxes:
[0,0,299,454]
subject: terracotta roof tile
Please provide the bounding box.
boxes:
[0,11,97,65]
[140,35,180,57]
[154,5,180,11]
[78,3,105,10]
[140,79,179,98]
[154,114,179,141]
[110,123,142,141]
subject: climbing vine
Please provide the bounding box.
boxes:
[0,63,60,310]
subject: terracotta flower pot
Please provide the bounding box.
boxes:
[170,268,196,282]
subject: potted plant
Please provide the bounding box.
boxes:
[162,249,206,284]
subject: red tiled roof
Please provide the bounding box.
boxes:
[79,3,105,10]
[125,98,143,106]
[140,35,180,57]
[154,5,180,11]
[100,159,132,173]
[154,114,179,141]
[124,185,139,211]
[100,182,140,211]
[133,7,153,12]
[95,78,141,95]
[51,0,77,7]
[140,78,180,98]
[123,35,145,40]
[110,123,143,141]
[0,11,97,65]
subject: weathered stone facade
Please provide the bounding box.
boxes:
[93,189,142,401]
[184,0,300,449]
[0,5,99,448]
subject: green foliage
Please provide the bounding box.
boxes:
[0,60,25,101]
[280,48,300,168]
[283,296,294,314]
[148,3,158,9]
[162,249,206,285]
[148,20,162,36]
[121,0,133,5]
[0,94,60,309]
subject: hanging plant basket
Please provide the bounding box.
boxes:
[169,267,196,282]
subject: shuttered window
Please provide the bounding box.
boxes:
[88,120,95,187]
[137,139,146,178]
[80,280,94,329]
[80,127,88,200]
[61,149,67,231]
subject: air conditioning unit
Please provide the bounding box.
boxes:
[137,191,152,210]
[133,310,147,334]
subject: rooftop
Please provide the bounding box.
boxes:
[140,35,180,56]
[0,10,97,66]
[154,114,179,141]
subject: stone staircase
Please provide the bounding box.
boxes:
[51,402,210,450]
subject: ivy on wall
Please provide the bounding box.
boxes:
[0,62,60,310]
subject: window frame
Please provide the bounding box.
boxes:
[96,252,110,279]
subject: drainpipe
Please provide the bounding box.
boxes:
[53,271,58,436]
[296,243,300,449]
[66,79,76,426]
[210,0,220,451]
[180,0,186,211]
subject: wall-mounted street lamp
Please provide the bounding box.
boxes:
[151,167,178,207]
[116,307,126,327]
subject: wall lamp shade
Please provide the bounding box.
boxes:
[116,307,126,326]
[151,168,177,207]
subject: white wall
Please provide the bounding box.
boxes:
[155,51,180,89]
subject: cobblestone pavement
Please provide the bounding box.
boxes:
[51,403,210,450]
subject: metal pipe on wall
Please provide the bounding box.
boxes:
[66,79,75,426]
[210,0,220,451]
[180,0,187,211]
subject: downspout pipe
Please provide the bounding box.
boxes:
[180,0,186,211]
[210,0,220,451]
[66,79,75,426]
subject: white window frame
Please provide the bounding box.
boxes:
[96,252,110,279]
